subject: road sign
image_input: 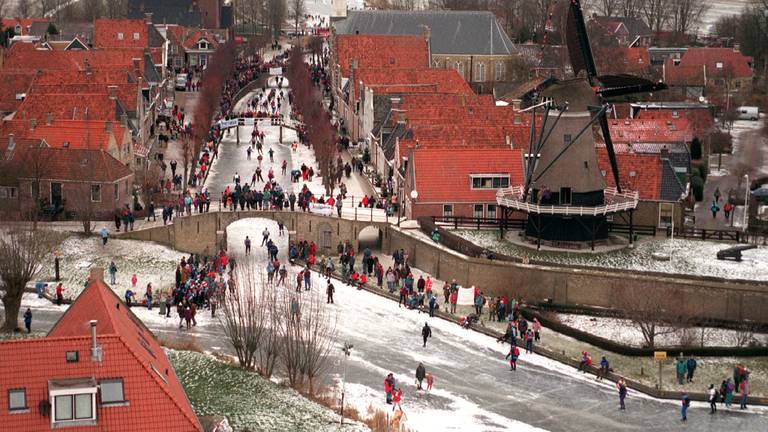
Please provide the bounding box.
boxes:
[654,351,667,361]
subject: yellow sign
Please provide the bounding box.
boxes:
[654,351,667,361]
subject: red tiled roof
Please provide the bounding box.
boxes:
[8,146,132,182]
[2,119,126,152]
[597,147,662,200]
[0,277,202,431]
[608,118,693,144]
[411,147,525,203]
[182,29,220,50]
[357,68,472,95]
[1,18,48,35]
[16,93,120,122]
[93,19,148,49]
[336,34,429,76]
[0,71,35,112]
[664,48,753,85]
[3,45,150,76]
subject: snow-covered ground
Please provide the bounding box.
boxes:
[38,235,185,300]
[453,230,768,281]
[557,313,768,348]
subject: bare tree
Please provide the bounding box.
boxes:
[102,0,129,18]
[268,0,286,41]
[0,230,62,332]
[290,0,305,36]
[79,0,102,20]
[15,0,34,17]
[617,284,679,348]
[0,0,10,17]
[15,145,54,231]
[66,184,98,236]
[642,0,671,34]
[297,289,336,394]
[219,263,268,369]
[593,0,622,16]
[669,0,708,35]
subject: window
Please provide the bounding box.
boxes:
[442,204,453,217]
[486,204,497,217]
[100,379,125,405]
[0,186,17,198]
[132,32,140,40]
[454,61,464,79]
[66,351,79,363]
[471,175,510,189]
[199,41,208,50]
[559,187,572,205]
[117,32,124,40]
[564,134,572,146]
[495,61,505,81]
[54,394,93,421]
[473,204,484,218]
[90,184,101,202]
[659,202,674,228]
[475,63,486,82]
[9,389,26,411]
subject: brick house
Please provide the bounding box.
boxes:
[0,268,202,431]
[663,47,753,99]
[335,10,519,93]
[0,137,134,220]
[588,15,653,47]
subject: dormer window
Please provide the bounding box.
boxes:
[716,62,723,69]
[133,32,140,40]
[198,40,208,50]
[49,378,98,426]
[117,32,124,40]
[8,388,27,412]
[14,25,21,35]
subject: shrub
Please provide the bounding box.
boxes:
[691,176,704,201]
[690,137,702,160]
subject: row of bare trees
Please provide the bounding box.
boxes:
[219,262,336,394]
[0,0,130,20]
[285,40,338,196]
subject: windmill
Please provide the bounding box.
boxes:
[497,0,666,250]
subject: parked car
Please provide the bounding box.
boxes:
[175,75,187,91]
[736,106,759,121]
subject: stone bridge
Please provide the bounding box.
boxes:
[116,210,389,257]
[118,210,768,323]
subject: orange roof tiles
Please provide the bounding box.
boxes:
[0,277,202,431]
[597,147,661,200]
[15,93,121,122]
[1,18,48,35]
[182,29,220,50]
[336,34,429,75]
[357,68,472,95]
[8,147,132,182]
[665,48,753,86]
[0,71,35,112]
[412,147,525,202]
[2,119,126,152]
[93,19,148,49]
[608,118,693,144]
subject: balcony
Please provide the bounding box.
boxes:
[496,186,639,216]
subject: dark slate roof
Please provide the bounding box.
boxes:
[335,10,515,56]
[592,16,652,40]
[660,158,685,201]
[382,121,411,161]
[143,51,161,83]
[128,0,203,27]
[29,22,50,37]
[52,22,94,45]
[372,94,394,137]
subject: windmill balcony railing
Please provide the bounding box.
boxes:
[496,186,639,216]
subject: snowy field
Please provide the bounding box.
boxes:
[38,235,186,299]
[557,313,768,348]
[453,230,768,281]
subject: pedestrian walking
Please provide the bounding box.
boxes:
[421,322,432,347]
[426,372,434,391]
[428,295,437,317]
[710,201,720,218]
[384,373,395,404]
[23,308,32,333]
[108,261,118,284]
[506,345,520,370]
[244,236,252,255]
[415,363,426,390]
[261,228,270,246]
[55,283,64,306]
[686,357,697,383]
[617,377,627,410]
[392,388,403,411]
[676,358,686,385]
[740,379,749,409]
[708,384,718,414]
[326,281,335,304]
[597,356,609,381]
[100,227,109,246]
[681,392,691,421]
[714,186,721,203]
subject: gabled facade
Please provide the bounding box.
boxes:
[589,15,652,47]
[663,47,753,99]
[0,268,201,431]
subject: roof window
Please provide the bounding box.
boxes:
[133,32,140,40]
[117,32,124,40]
[49,378,98,426]
[716,62,723,69]
[9,388,27,412]
[66,351,79,363]
[99,379,125,405]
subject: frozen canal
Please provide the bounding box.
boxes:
[20,217,768,431]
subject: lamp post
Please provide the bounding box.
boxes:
[408,189,418,222]
[743,174,749,231]
[339,341,353,425]
[54,249,62,281]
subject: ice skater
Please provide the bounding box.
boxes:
[506,345,520,370]
[244,236,252,255]
[681,391,691,421]
[421,322,432,347]
[617,377,627,410]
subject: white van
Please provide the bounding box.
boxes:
[736,106,759,121]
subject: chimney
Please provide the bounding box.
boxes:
[45,112,53,126]
[29,118,37,130]
[105,121,113,133]
[511,99,522,110]
[90,320,103,362]
[660,146,669,159]
[145,12,153,25]
[107,85,118,100]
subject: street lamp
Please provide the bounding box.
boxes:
[743,174,749,230]
[339,342,353,425]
